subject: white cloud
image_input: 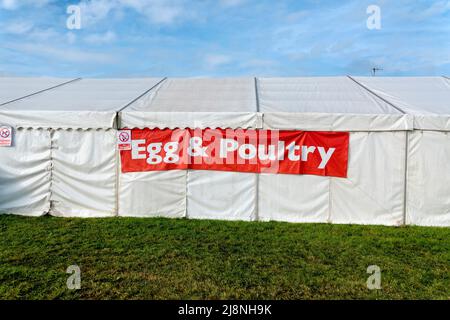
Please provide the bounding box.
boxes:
[0,0,18,10]
[205,54,232,69]
[78,0,189,26]
[0,0,52,10]
[85,31,117,44]
[3,21,34,34]
[66,32,77,44]
[415,0,450,20]
[78,0,117,27]
[5,43,116,63]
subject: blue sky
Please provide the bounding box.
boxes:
[0,0,449,77]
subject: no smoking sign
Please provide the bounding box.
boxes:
[0,126,12,147]
[117,130,131,151]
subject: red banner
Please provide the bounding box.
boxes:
[120,128,349,177]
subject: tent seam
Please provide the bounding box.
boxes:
[0,78,82,107]
[117,77,168,113]
[347,75,408,115]
[254,77,260,221]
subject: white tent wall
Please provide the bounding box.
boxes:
[1,76,449,227]
[406,131,450,226]
[187,170,257,221]
[330,131,406,226]
[0,128,51,216]
[50,129,117,217]
[118,170,186,218]
[0,77,164,218]
[354,77,450,227]
[0,127,117,218]
[258,174,329,223]
[119,78,259,221]
[256,77,410,226]
[257,132,407,226]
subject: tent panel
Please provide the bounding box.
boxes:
[126,78,257,112]
[187,170,257,221]
[330,132,406,226]
[258,174,329,223]
[263,112,412,131]
[118,170,186,218]
[120,111,262,129]
[406,131,450,226]
[413,115,450,132]
[0,78,163,112]
[50,129,117,217]
[354,77,450,116]
[0,129,51,216]
[0,110,116,129]
[0,77,73,105]
[257,77,402,114]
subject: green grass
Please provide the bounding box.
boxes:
[0,215,449,300]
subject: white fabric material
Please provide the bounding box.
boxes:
[413,115,450,132]
[263,112,412,131]
[0,78,163,128]
[118,170,186,218]
[354,77,450,130]
[354,77,450,115]
[258,174,329,223]
[120,111,262,129]
[0,129,51,216]
[126,78,257,112]
[406,131,450,226]
[187,170,257,221]
[257,77,402,114]
[0,110,116,129]
[50,129,117,217]
[330,132,406,226]
[0,77,72,105]
[121,78,259,129]
[0,76,449,226]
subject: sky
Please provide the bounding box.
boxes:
[0,0,449,77]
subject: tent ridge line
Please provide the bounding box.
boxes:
[0,77,82,107]
[117,77,168,113]
[346,75,407,115]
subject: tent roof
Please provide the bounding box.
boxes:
[0,77,74,105]
[353,77,450,130]
[353,77,450,115]
[127,78,257,112]
[257,77,402,114]
[2,76,449,130]
[0,78,163,128]
[0,78,163,112]
[120,76,411,130]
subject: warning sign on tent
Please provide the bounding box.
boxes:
[0,126,12,147]
[117,130,131,151]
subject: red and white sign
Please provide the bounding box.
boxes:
[120,128,349,177]
[117,130,131,151]
[0,126,12,147]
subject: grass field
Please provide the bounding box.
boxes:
[0,215,448,300]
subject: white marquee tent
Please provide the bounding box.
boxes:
[0,76,448,226]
